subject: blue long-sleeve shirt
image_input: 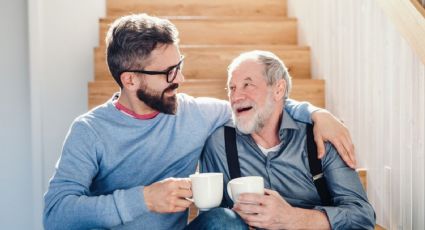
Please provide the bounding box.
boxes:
[200,110,376,229]
[43,93,315,230]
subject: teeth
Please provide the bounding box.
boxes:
[232,102,254,113]
[237,107,252,113]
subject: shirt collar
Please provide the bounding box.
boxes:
[278,109,300,141]
[111,92,160,120]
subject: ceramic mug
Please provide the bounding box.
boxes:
[227,176,264,203]
[189,173,223,210]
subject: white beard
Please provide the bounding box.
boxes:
[232,91,275,134]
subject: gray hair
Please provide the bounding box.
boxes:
[227,50,292,99]
[105,14,179,88]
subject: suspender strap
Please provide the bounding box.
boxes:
[306,124,332,206]
[224,126,241,179]
[224,124,331,205]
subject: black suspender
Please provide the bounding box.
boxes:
[224,126,241,179]
[224,124,332,206]
[306,124,332,206]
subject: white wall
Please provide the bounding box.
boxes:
[288,0,425,229]
[8,0,423,228]
[0,0,32,229]
[28,0,105,228]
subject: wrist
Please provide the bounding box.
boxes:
[288,207,306,228]
[143,186,154,212]
[311,109,328,123]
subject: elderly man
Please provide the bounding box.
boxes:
[44,14,356,229]
[201,51,375,229]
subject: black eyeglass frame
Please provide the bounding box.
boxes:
[121,56,185,83]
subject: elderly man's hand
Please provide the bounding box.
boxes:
[311,109,356,168]
[143,177,192,213]
[233,189,331,230]
[232,189,295,230]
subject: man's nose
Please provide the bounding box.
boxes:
[173,71,185,84]
[230,88,246,104]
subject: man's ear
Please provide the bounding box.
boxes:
[274,79,286,101]
[120,72,139,91]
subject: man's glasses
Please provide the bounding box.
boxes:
[123,56,185,83]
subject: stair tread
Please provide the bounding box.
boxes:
[90,0,324,109]
[107,0,288,17]
[179,44,309,49]
[96,44,309,50]
[99,17,297,46]
[101,16,294,23]
[94,45,311,80]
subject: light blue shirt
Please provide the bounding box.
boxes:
[200,110,376,229]
[43,93,315,230]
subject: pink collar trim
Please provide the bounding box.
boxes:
[114,101,160,120]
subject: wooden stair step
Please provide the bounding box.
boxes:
[106,0,287,18]
[94,45,311,81]
[88,79,324,109]
[99,17,297,46]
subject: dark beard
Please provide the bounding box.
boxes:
[136,83,179,115]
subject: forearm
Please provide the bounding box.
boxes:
[314,203,376,229]
[285,99,320,123]
[285,99,340,126]
[44,184,147,229]
[289,207,331,230]
[320,150,376,229]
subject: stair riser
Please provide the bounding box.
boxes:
[107,0,287,18]
[94,46,310,80]
[99,19,297,45]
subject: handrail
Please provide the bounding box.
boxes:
[411,0,425,17]
[376,0,425,65]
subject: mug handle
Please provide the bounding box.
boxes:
[227,182,233,202]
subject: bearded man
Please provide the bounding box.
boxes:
[44,14,357,230]
[200,51,375,229]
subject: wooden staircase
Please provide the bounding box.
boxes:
[88,0,325,109]
[89,0,324,219]
[87,1,387,228]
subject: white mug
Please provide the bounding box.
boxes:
[189,173,223,210]
[227,176,264,203]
